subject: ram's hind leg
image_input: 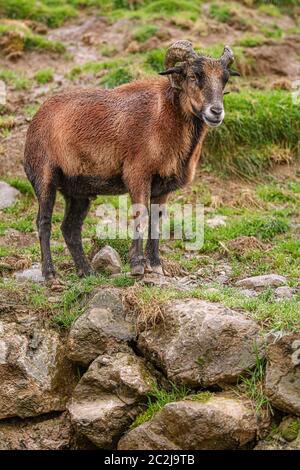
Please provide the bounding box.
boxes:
[37,185,57,281]
[61,197,93,277]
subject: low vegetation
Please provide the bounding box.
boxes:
[131,382,212,429]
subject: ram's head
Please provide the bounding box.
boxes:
[160,40,240,127]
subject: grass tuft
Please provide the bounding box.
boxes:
[34,67,54,84]
[131,382,212,429]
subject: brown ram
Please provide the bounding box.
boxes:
[24,40,239,280]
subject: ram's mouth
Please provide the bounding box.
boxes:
[203,115,223,127]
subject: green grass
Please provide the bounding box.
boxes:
[99,44,118,57]
[130,284,300,332]
[0,69,31,90]
[209,2,232,22]
[132,24,158,42]
[256,184,298,204]
[204,90,300,177]
[4,178,34,196]
[131,382,212,429]
[100,67,133,88]
[34,68,54,84]
[24,34,65,53]
[51,274,107,327]
[237,35,266,48]
[237,344,271,413]
[0,0,77,27]
[142,0,200,17]
[145,48,165,72]
[258,3,281,17]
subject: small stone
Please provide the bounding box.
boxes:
[91,245,122,274]
[278,417,300,442]
[236,274,287,289]
[15,264,44,283]
[238,289,258,298]
[274,286,295,299]
[206,215,227,228]
[0,181,20,209]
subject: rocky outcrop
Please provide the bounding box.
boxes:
[68,351,156,448]
[0,317,76,419]
[0,181,20,209]
[67,288,135,366]
[265,334,300,415]
[118,393,268,450]
[138,299,263,387]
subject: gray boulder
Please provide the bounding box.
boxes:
[138,298,263,387]
[0,317,76,419]
[236,274,287,289]
[0,413,74,450]
[15,264,44,283]
[118,393,267,450]
[265,333,300,415]
[0,181,20,209]
[67,288,135,366]
[68,351,155,448]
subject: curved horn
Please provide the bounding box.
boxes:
[165,40,198,69]
[220,45,234,67]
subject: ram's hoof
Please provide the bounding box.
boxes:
[131,264,145,277]
[151,265,164,276]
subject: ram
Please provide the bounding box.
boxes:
[24,40,239,281]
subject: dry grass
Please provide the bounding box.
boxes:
[225,236,269,256]
[123,284,166,333]
[161,258,188,277]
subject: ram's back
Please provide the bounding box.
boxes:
[24,79,170,180]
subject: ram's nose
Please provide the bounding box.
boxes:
[210,105,223,117]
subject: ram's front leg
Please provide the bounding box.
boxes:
[145,194,169,275]
[125,171,150,276]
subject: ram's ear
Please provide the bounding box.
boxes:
[159,65,186,90]
[228,68,240,77]
[158,66,184,76]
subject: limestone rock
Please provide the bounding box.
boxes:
[91,245,122,274]
[265,333,300,415]
[68,351,155,448]
[274,286,295,299]
[206,215,227,228]
[255,432,300,451]
[238,288,258,298]
[118,393,266,450]
[0,413,73,450]
[0,317,76,419]
[138,299,263,387]
[67,288,135,366]
[236,274,287,289]
[0,181,20,209]
[15,264,44,283]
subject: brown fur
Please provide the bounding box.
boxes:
[24,56,229,279]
